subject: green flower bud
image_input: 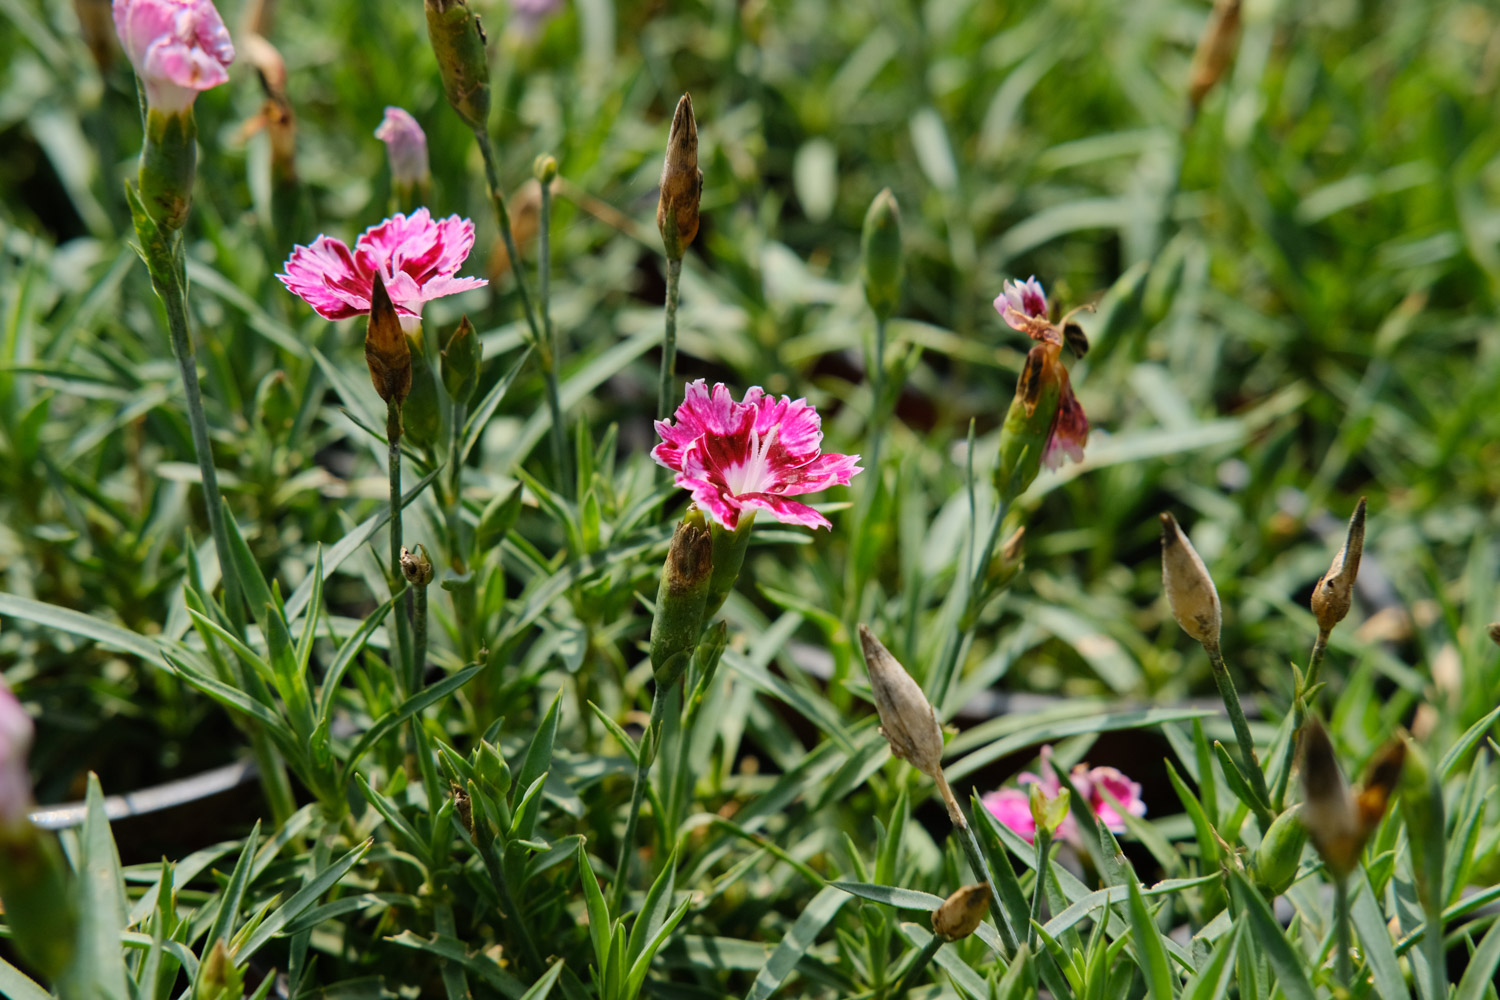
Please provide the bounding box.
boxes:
[425,0,491,132]
[139,108,197,231]
[477,483,524,552]
[195,938,245,1000]
[476,740,511,802]
[994,345,1063,503]
[860,188,903,320]
[1253,805,1307,895]
[650,507,714,690]
[1029,783,1071,839]
[441,316,481,405]
[0,824,75,980]
[403,339,442,448]
[533,153,558,184]
[701,513,754,623]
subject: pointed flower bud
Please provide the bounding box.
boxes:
[1188,0,1243,110]
[650,507,714,690]
[1299,716,1403,879]
[425,0,491,132]
[657,93,702,260]
[441,316,481,405]
[375,106,431,202]
[400,544,434,587]
[0,684,75,979]
[1029,782,1072,839]
[858,625,945,781]
[365,272,412,407]
[533,153,558,184]
[1253,805,1308,895]
[1160,513,1222,650]
[860,188,903,320]
[1311,497,1366,634]
[931,882,990,941]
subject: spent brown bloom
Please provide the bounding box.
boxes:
[657,93,702,260]
[1160,513,1222,649]
[931,882,990,941]
[1311,498,1366,634]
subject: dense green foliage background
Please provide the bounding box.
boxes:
[1,0,1499,997]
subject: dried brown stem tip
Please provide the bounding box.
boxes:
[656,93,702,260]
[858,625,944,781]
[931,882,990,941]
[1311,498,1366,634]
[1488,623,1500,647]
[1299,715,1404,879]
[1188,0,1243,110]
[1160,513,1222,649]
[400,544,434,587]
[365,273,412,407]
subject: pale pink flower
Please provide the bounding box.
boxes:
[0,683,35,826]
[653,380,862,531]
[112,0,235,114]
[374,107,430,190]
[512,0,566,37]
[278,209,488,330]
[994,275,1048,331]
[984,745,1145,845]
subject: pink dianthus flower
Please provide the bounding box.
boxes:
[112,0,235,114]
[982,745,1146,846]
[278,209,488,331]
[653,380,862,531]
[992,276,1090,471]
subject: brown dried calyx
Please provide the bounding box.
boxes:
[1299,715,1404,879]
[656,93,702,260]
[365,272,412,408]
[1188,0,1243,111]
[931,882,990,941]
[1311,498,1366,635]
[1160,513,1221,650]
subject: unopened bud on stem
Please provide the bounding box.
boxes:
[931,882,990,941]
[859,626,945,782]
[425,0,491,132]
[365,272,412,407]
[1160,512,1221,649]
[650,507,714,689]
[657,93,702,260]
[1311,498,1366,634]
[860,188,903,320]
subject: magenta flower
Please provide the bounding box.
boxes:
[653,380,862,530]
[0,683,34,827]
[983,745,1145,846]
[112,0,235,114]
[278,209,488,330]
[374,107,430,191]
[992,276,1090,472]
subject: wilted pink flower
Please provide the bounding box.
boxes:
[374,107,430,190]
[995,276,1048,331]
[983,745,1145,845]
[278,209,488,330]
[112,0,235,114]
[992,276,1089,471]
[653,380,862,530]
[0,683,34,826]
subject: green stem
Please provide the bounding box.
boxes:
[866,315,888,483]
[153,230,297,823]
[1334,876,1352,991]
[612,687,670,913]
[1028,830,1050,949]
[938,773,1018,955]
[891,935,944,1000]
[538,173,569,486]
[928,497,1008,712]
[472,809,546,975]
[1205,642,1273,814]
[473,128,541,344]
[1304,628,1330,694]
[432,900,471,1000]
[411,576,428,700]
[159,233,244,632]
[1274,629,1330,811]
[387,401,414,690]
[658,256,684,422]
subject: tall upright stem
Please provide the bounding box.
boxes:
[1205,642,1272,810]
[538,176,569,486]
[658,256,684,422]
[1333,876,1353,990]
[935,772,1018,954]
[612,688,669,912]
[387,401,413,686]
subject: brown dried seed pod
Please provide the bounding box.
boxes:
[365,273,412,407]
[858,625,944,781]
[931,882,990,941]
[1311,498,1366,634]
[1160,513,1222,649]
[657,93,702,260]
[1188,0,1243,110]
